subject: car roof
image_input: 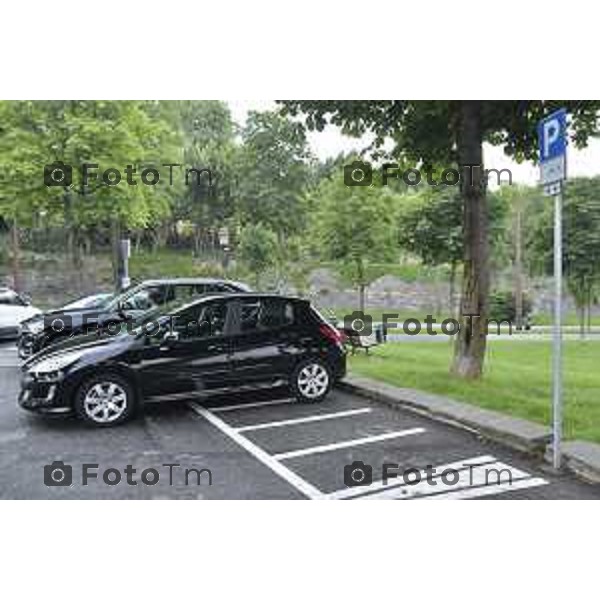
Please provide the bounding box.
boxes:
[137,278,246,286]
[171,293,308,314]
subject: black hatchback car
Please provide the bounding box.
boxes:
[18,278,251,358]
[18,294,347,426]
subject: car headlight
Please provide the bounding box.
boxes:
[29,350,86,377]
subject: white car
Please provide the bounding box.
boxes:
[0,287,42,340]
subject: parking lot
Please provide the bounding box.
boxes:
[1,342,598,499]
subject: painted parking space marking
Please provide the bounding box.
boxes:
[327,456,548,500]
[192,394,550,501]
[272,428,426,461]
[422,477,549,500]
[211,398,296,413]
[189,402,324,499]
[326,455,497,500]
[235,407,372,432]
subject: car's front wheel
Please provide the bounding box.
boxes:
[74,373,135,427]
[291,359,331,403]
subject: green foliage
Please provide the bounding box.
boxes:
[310,174,398,301]
[529,177,600,312]
[237,111,311,238]
[237,223,279,287]
[166,101,238,234]
[279,100,600,377]
[0,100,179,230]
[488,290,532,323]
[279,101,600,164]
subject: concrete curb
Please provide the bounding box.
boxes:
[339,375,552,456]
[561,441,600,484]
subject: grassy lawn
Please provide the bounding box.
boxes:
[531,312,600,327]
[349,340,600,444]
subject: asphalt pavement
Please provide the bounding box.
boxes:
[1,342,598,499]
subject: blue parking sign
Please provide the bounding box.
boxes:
[538,108,567,184]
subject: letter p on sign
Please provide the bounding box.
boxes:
[538,108,567,185]
[538,108,567,162]
[543,120,560,160]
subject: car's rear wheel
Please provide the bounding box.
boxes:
[291,359,331,403]
[74,373,135,427]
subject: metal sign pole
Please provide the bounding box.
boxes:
[539,108,567,471]
[552,184,563,469]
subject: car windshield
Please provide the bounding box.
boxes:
[61,293,114,311]
[115,300,198,338]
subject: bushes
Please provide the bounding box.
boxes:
[488,290,532,324]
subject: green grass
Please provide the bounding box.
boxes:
[349,340,600,444]
[531,312,600,327]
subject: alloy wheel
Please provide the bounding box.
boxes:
[83,381,128,424]
[297,363,329,399]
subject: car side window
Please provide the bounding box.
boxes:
[239,299,294,333]
[122,286,168,311]
[240,300,261,332]
[172,301,228,339]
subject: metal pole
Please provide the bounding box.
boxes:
[552,186,563,469]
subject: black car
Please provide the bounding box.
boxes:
[18,278,251,358]
[18,294,347,426]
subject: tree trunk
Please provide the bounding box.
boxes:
[194,223,201,256]
[110,219,121,289]
[514,198,523,330]
[452,101,489,379]
[587,284,593,333]
[356,259,366,312]
[449,261,457,318]
[10,219,21,292]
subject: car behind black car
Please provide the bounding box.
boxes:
[18,278,251,358]
[18,294,347,426]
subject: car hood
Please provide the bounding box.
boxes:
[23,306,126,332]
[23,329,134,368]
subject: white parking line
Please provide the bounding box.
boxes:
[189,402,325,499]
[235,408,372,432]
[333,457,548,500]
[211,398,296,413]
[272,428,426,461]
[422,477,549,500]
[326,455,497,500]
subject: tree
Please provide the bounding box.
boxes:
[398,185,509,316]
[529,177,600,336]
[279,100,600,378]
[495,184,540,329]
[237,111,311,241]
[164,101,238,255]
[397,186,463,314]
[0,100,179,284]
[311,174,398,310]
[237,223,279,288]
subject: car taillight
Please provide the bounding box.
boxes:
[319,323,346,345]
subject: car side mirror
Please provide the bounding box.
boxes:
[20,293,32,306]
